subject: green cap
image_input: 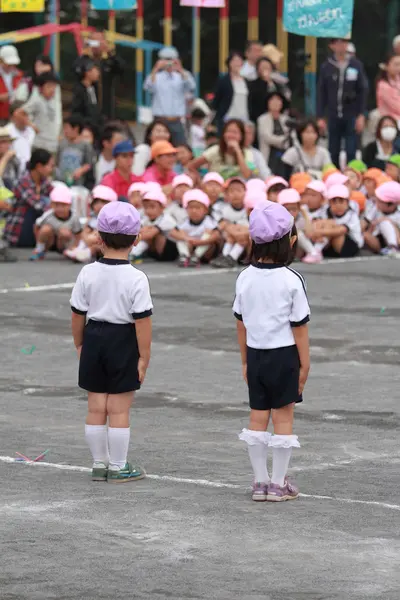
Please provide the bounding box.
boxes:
[388,154,400,168]
[347,159,367,174]
[322,163,337,174]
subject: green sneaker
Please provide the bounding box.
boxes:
[92,462,108,482]
[107,462,146,484]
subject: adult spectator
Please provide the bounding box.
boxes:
[21,73,61,154]
[248,57,289,126]
[362,116,399,170]
[257,92,290,174]
[244,121,270,179]
[144,47,196,146]
[133,119,172,176]
[143,141,177,191]
[95,125,126,184]
[71,58,102,128]
[188,119,254,180]
[212,51,248,134]
[74,31,125,119]
[241,40,264,81]
[281,119,332,179]
[0,46,23,124]
[101,139,141,198]
[3,148,53,248]
[0,126,20,190]
[261,44,292,100]
[376,54,400,123]
[317,38,368,167]
[6,102,35,173]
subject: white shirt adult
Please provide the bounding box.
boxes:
[6,122,35,174]
[241,61,257,81]
[144,61,196,118]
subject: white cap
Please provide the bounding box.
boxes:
[393,35,400,49]
[0,45,20,66]
[158,46,179,60]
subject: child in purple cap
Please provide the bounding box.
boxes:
[70,201,153,484]
[233,200,310,502]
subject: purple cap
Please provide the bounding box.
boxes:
[249,200,294,244]
[97,201,141,236]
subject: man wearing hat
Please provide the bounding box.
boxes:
[144,47,196,146]
[101,140,142,198]
[0,46,23,124]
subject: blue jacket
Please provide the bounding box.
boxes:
[317,56,368,119]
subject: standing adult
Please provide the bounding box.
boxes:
[0,46,23,124]
[376,54,400,123]
[101,140,141,198]
[317,38,368,168]
[257,92,290,174]
[212,51,248,134]
[144,47,196,146]
[241,40,264,81]
[74,31,125,120]
[248,57,288,126]
[71,58,102,128]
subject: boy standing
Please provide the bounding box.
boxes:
[70,201,153,482]
[21,73,61,154]
[57,115,94,186]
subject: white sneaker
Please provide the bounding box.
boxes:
[74,248,92,263]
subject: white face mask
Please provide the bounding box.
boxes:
[381,126,397,142]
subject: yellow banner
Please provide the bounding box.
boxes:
[1,0,45,12]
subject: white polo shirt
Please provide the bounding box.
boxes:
[178,215,218,238]
[70,258,153,324]
[141,212,176,235]
[233,264,310,350]
[165,201,188,226]
[364,203,400,235]
[323,207,363,247]
[220,204,249,226]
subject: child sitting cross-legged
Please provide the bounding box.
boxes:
[127,182,147,212]
[30,185,82,261]
[130,189,178,263]
[201,172,225,222]
[266,176,289,202]
[169,189,221,267]
[166,174,193,226]
[211,177,249,268]
[362,181,400,256]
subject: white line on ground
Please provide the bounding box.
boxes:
[0,256,387,295]
[1,455,400,512]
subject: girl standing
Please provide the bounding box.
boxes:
[234,200,310,502]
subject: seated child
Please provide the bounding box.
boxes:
[246,178,267,196]
[211,177,249,268]
[312,184,362,259]
[128,182,147,212]
[30,186,82,261]
[57,115,94,186]
[169,189,221,267]
[325,171,361,215]
[265,176,288,202]
[344,160,367,191]
[278,188,322,264]
[64,184,118,263]
[362,181,400,256]
[130,189,177,262]
[166,174,193,226]
[363,168,384,202]
[70,201,152,483]
[289,172,312,197]
[301,180,327,221]
[202,172,225,222]
[385,155,400,182]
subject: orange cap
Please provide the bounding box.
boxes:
[322,167,339,182]
[289,172,312,195]
[350,190,366,212]
[151,140,177,160]
[376,174,392,186]
[363,168,383,183]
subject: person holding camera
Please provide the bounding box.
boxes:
[317,38,368,168]
[144,47,196,146]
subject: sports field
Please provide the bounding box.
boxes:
[1,252,400,600]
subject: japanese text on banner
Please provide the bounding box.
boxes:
[283,0,354,38]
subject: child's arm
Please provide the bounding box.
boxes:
[169,228,190,242]
[189,229,220,246]
[236,319,248,383]
[292,324,310,394]
[71,312,86,355]
[72,164,91,181]
[140,225,161,242]
[135,317,152,383]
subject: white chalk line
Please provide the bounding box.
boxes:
[0,256,387,295]
[1,455,399,512]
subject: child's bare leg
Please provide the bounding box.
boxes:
[239,409,271,484]
[377,220,399,248]
[153,233,167,255]
[363,231,381,253]
[57,227,73,251]
[37,224,55,249]
[270,404,300,486]
[329,234,346,253]
[85,392,109,467]
[107,392,134,470]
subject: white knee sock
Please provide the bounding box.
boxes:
[131,240,149,257]
[108,427,130,470]
[229,243,245,261]
[270,434,300,486]
[378,220,398,247]
[176,240,191,258]
[85,424,109,466]
[239,429,271,483]
[222,242,233,256]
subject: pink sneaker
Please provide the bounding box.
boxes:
[267,479,299,502]
[252,482,268,502]
[302,251,322,264]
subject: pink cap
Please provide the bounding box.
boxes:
[325,172,349,189]
[92,185,118,203]
[183,189,210,209]
[50,187,72,205]
[244,192,265,210]
[278,188,301,205]
[172,174,194,189]
[375,181,400,204]
[143,189,168,206]
[246,178,267,193]
[128,182,147,196]
[202,172,224,186]
[305,180,327,198]
[265,176,289,192]
[327,184,350,201]
[143,182,162,193]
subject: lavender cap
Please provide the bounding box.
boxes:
[249,200,294,244]
[97,201,141,236]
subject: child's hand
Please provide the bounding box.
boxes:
[138,358,148,383]
[242,363,248,384]
[299,365,309,394]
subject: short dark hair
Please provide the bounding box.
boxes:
[28,148,52,170]
[246,40,263,52]
[191,108,206,120]
[99,231,137,250]
[376,115,398,140]
[100,125,123,147]
[9,100,25,116]
[64,114,84,133]
[251,225,297,266]
[144,119,172,146]
[226,50,244,69]
[296,118,320,145]
[36,73,59,87]
[268,183,287,194]
[255,56,275,73]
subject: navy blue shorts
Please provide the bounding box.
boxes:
[79,320,140,394]
[246,345,302,411]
